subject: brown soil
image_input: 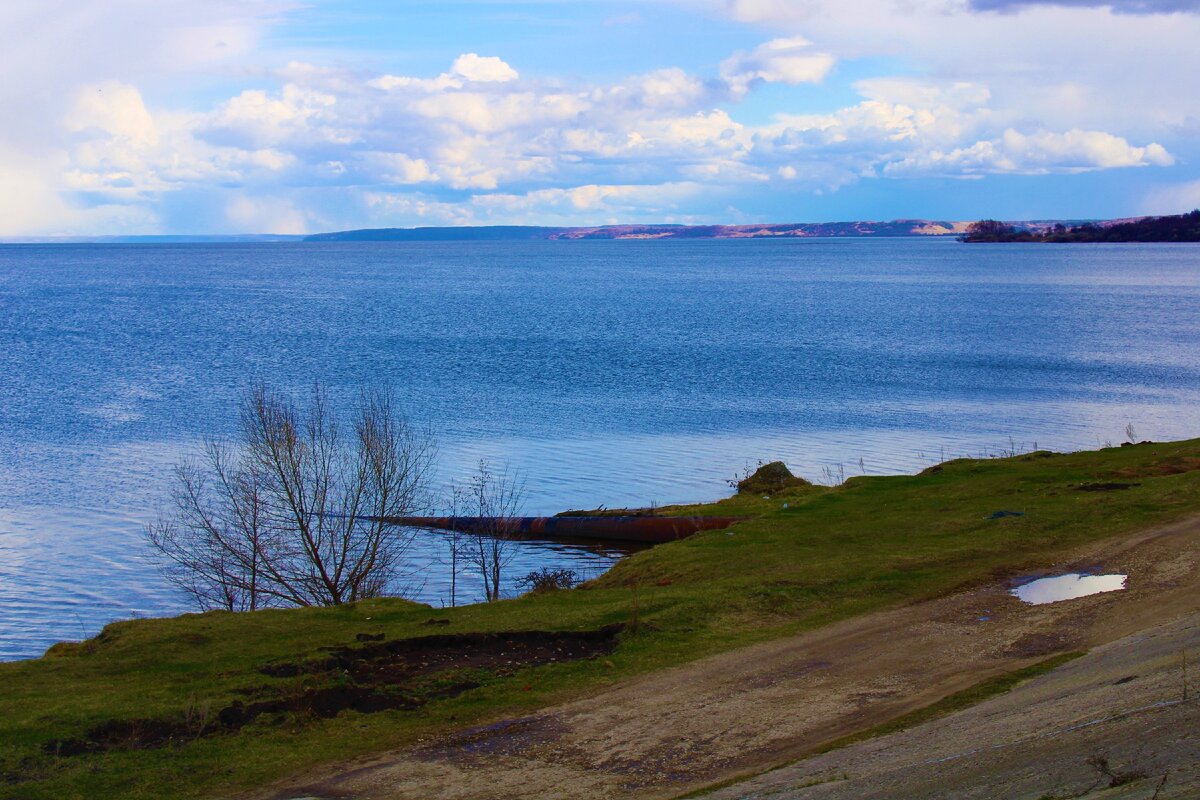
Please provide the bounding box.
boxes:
[706,611,1200,799]
[261,626,622,681]
[1109,455,1200,479]
[257,514,1200,800]
[45,627,621,758]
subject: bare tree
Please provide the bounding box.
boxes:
[146,441,267,611]
[443,523,465,608]
[451,460,525,602]
[147,383,436,610]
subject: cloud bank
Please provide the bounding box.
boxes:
[51,54,1172,233]
[0,0,1193,234]
[969,0,1200,13]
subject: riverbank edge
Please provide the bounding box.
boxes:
[5,437,1200,799]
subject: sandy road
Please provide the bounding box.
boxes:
[262,514,1200,800]
[707,610,1200,799]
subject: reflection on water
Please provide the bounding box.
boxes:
[390,526,642,610]
[0,506,184,662]
[0,506,636,662]
[1012,573,1128,605]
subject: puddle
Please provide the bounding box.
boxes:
[1012,573,1127,605]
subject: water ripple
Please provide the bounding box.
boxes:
[2,238,1200,660]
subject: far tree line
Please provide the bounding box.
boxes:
[959,209,1200,243]
[146,384,528,612]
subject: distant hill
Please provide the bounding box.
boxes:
[11,214,1191,245]
[303,220,975,242]
[304,226,570,242]
[960,210,1200,243]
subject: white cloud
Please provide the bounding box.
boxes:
[375,153,437,184]
[64,82,159,147]
[884,128,1173,176]
[363,192,476,225]
[43,54,1182,232]
[854,79,992,114]
[0,0,291,233]
[413,91,589,134]
[357,182,711,228]
[0,1,282,151]
[714,0,1200,138]
[606,68,709,110]
[969,0,1200,13]
[0,145,75,235]
[720,37,835,96]
[450,53,520,83]
[60,82,298,197]
[723,0,823,25]
[0,2,1189,234]
[368,73,463,93]
[370,53,519,94]
[0,141,163,236]
[210,84,342,148]
[226,195,310,234]
[628,110,749,155]
[471,182,707,221]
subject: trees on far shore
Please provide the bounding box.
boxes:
[959,209,1200,243]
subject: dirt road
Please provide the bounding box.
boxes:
[263,514,1200,800]
[707,611,1200,799]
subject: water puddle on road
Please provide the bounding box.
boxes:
[1012,573,1127,605]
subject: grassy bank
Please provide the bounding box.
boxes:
[4,439,1200,799]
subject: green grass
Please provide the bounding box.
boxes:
[4,440,1200,799]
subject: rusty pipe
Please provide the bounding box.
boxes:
[369,515,746,544]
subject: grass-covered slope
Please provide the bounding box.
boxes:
[4,440,1200,799]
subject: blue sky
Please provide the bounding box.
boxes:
[2,0,1199,235]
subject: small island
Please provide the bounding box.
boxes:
[960,209,1200,243]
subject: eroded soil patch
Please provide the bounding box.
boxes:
[44,626,622,757]
[262,625,622,683]
[1107,456,1200,479]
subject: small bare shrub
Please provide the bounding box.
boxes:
[183,695,211,739]
[818,462,846,487]
[450,460,525,602]
[517,568,579,594]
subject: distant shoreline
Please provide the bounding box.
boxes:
[5,211,1196,244]
[301,220,975,242]
[0,219,1038,244]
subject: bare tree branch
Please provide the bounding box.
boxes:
[450,460,525,602]
[146,382,436,609]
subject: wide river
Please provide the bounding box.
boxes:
[2,238,1199,660]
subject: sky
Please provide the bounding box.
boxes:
[2,0,1199,235]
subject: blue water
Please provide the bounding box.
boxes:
[2,238,1199,660]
